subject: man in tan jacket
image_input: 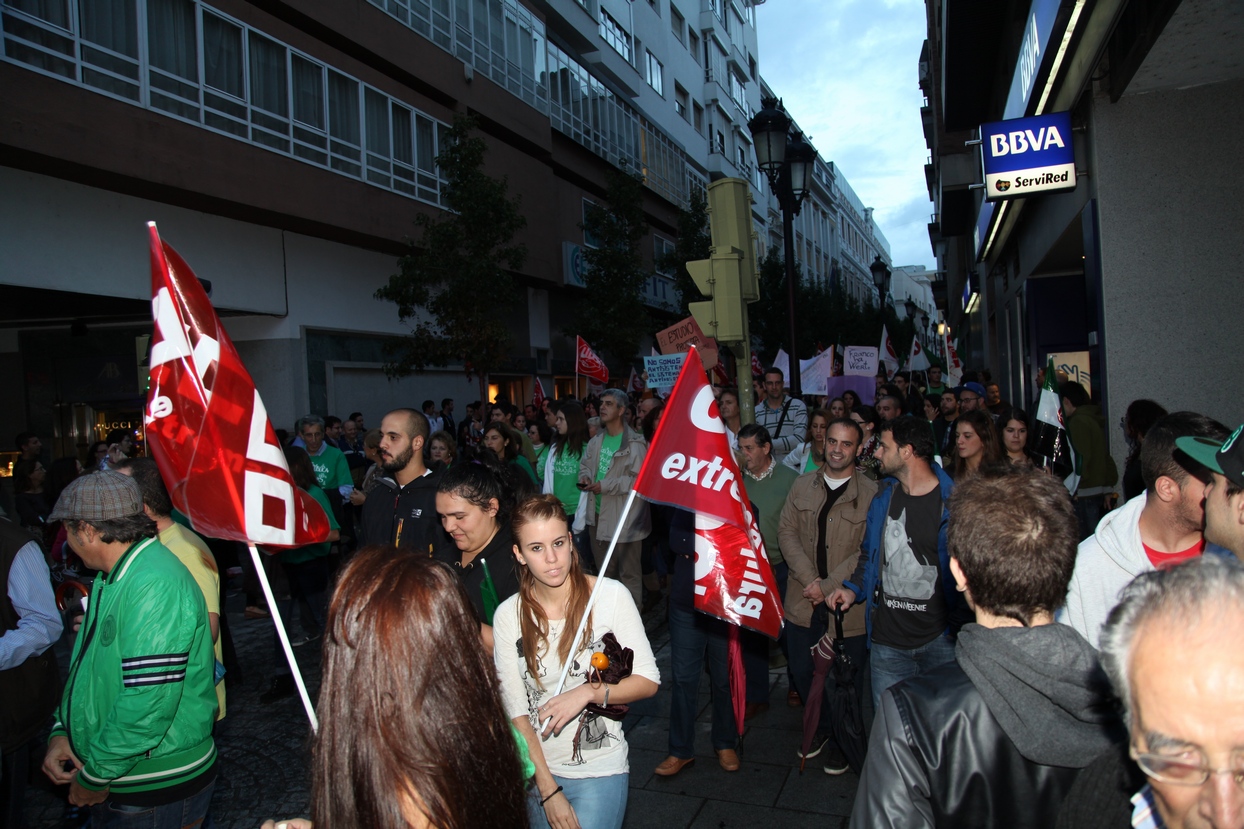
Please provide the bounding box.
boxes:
[580,389,651,609]
[778,418,877,775]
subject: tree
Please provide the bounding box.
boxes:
[575,166,651,368]
[748,249,917,367]
[375,115,527,399]
[659,187,712,316]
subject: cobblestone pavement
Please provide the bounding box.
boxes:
[24,572,861,828]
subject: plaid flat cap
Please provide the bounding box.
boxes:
[49,470,144,523]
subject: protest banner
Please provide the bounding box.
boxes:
[843,346,879,376]
[644,353,687,389]
[655,316,718,370]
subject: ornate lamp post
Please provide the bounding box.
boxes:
[749,97,816,398]
[870,255,891,318]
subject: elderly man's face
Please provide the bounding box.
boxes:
[1129,611,1244,829]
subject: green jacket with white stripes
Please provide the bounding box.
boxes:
[51,536,218,796]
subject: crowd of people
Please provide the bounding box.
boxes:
[3,365,1243,829]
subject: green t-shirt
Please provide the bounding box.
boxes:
[595,431,623,513]
[513,455,538,484]
[280,485,338,564]
[552,447,583,514]
[310,444,351,493]
[534,444,549,480]
[803,452,819,474]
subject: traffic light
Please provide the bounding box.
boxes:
[686,178,759,342]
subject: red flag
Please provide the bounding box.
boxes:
[532,377,546,411]
[145,223,332,547]
[633,348,783,638]
[575,336,609,384]
[750,352,764,377]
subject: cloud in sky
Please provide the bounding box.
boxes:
[756,0,935,269]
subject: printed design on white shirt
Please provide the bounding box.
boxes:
[882,508,938,605]
[516,631,620,765]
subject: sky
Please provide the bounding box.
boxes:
[756,0,935,269]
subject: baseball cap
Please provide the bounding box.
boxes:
[959,382,986,398]
[1176,425,1244,489]
[49,470,144,523]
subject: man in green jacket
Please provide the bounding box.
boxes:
[41,472,218,823]
[1061,381,1119,538]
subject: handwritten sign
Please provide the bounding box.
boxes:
[644,353,687,390]
[844,346,879,376]
[655,316,718,370]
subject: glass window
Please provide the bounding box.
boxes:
[291,54,324,128]
[248,31,287,117]
[645,50,662,95]
[10,0,70,28]
[202,13,243,99]
[670,7,684,43]
[78,0,136,57]
[147,0,197,81]
[688,30,700,64]
[328,70,359,144]
[599,9,631,63]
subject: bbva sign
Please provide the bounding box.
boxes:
[980,111,1077,201]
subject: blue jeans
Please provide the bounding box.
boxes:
[668,602,736,757]
[870,636,956,711]
[527,773,628,829]
[89,776,215,828]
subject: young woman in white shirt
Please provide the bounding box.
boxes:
[494,495,659,829]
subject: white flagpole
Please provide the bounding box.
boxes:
[547,488,640,704]
[248,543,318,732]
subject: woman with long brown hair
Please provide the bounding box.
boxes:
[494,495,659,829]
[784,408,832,474]
[264,548,531,829]
[948,410,1007,480]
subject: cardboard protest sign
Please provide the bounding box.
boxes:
[644,353,687,390]
[655,316,718,370]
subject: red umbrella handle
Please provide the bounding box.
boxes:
[55,580,89,611]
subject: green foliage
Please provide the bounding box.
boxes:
[574,166,652,367]
[749,248,916,365]
[375,115,527,380]
[659,188,712,316]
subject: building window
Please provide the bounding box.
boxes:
[654,236,676,276]
[693,101,704,134]
[599,9,632,63]
[647,0,659,14]
[582,198,601,248]
[645,50,663,95]
[670,6,684,43]
[0,0,451,205]
[729,70,746,110]
[688,30,700,64]
[674,84,689,120]
[736,140,749,171]
[715,129,726,155]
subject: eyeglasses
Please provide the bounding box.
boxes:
[960,395,979,402]
[1131,747,1244,789]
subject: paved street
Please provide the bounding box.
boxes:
[24,578,861,828]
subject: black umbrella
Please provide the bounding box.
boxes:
[827,607,868,774]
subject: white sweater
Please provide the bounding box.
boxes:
[492,578,660,778]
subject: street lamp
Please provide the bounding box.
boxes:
[920,311,930,345]
[749,97,816,398]
[870,255,891,315]
[904,298,918,322]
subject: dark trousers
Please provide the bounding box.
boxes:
[742,561,787,704]
[1,739,32,829]
[272,556,330,672]
[786,604,868,743]
[668,602,736,758]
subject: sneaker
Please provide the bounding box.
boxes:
[260,675,295,704]
[822,745,850,776]
[291,632,322,648]
[797,735,830,760]
[244,606,270,620]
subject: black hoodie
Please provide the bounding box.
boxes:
[359,464,449,555]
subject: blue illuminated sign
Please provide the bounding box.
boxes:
[980,111,1076,201]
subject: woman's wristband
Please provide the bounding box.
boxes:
[541,785,564,806]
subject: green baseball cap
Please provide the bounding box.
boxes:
[1176,425,1244,489]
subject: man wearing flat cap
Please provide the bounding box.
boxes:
[40,471,218,825]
